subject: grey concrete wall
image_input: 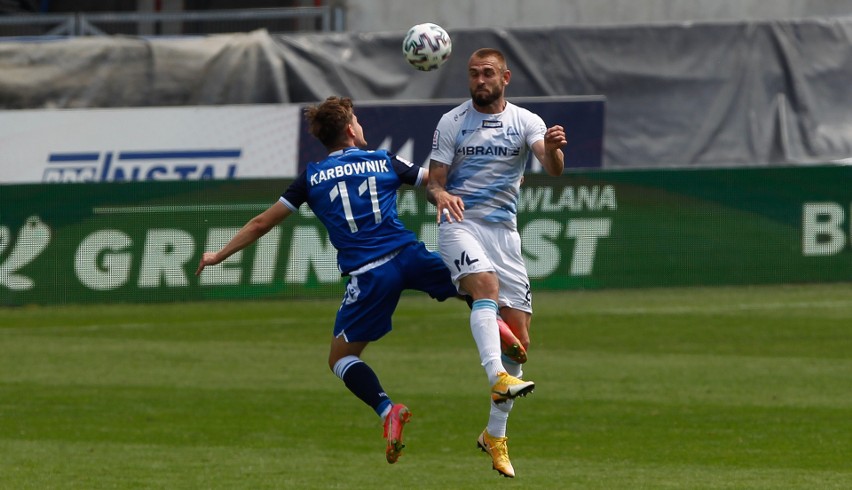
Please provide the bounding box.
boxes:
[344,0,852,32]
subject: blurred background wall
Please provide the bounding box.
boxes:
[345,0,852,31]
[4,0,852,168]
[7,0,852,29]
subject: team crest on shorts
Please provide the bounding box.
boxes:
[343,276,361,305]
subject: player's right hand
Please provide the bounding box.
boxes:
[436,195,464,223]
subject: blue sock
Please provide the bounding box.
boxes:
[333,355,392,418]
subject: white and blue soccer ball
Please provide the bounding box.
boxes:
[402,23,452,71]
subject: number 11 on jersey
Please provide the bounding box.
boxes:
[329,176,382,233]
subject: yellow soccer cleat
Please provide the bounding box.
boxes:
[497,317,527,364]
[383,403,412,464]
[490,372,535,404]
[477,429,515,478]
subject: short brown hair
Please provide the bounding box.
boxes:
[470,48,507,71]
[304,96,354,149]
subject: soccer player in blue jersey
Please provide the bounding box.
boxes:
[195,96,532,465]
[428,48,568,478]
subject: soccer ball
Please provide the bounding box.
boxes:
[402,23,452,71]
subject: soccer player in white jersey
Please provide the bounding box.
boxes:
[428,48,567,478]
[196,96,457,465]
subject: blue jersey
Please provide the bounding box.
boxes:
[280,147,425,274]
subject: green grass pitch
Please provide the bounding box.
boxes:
[2,284,852,489]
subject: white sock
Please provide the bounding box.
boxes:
[487,399,513,438]
[470,299,503,384]
[503,358,523,379]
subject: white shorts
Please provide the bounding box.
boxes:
[438,217,532,313]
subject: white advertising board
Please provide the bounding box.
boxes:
[0,105,301,183]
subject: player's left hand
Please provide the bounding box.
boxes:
[545,125,567,152]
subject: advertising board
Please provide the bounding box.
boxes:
[3,166,851,306]
[0,97,604,184]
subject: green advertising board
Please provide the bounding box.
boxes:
[2,166,851,306]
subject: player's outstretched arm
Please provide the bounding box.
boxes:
[195,201,292,276]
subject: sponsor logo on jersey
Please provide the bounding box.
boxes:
[456,146,521,157]
[482,120,503,128]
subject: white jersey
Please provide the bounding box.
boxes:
[430,99,546,228]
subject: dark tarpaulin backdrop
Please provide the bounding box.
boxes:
[2,18,852,168]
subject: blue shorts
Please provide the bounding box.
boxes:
[334,242,458,342]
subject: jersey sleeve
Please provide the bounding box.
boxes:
[279,169,309,211]
[429,114,456,165]
[389,152,425,186]
[524,111,548,148]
